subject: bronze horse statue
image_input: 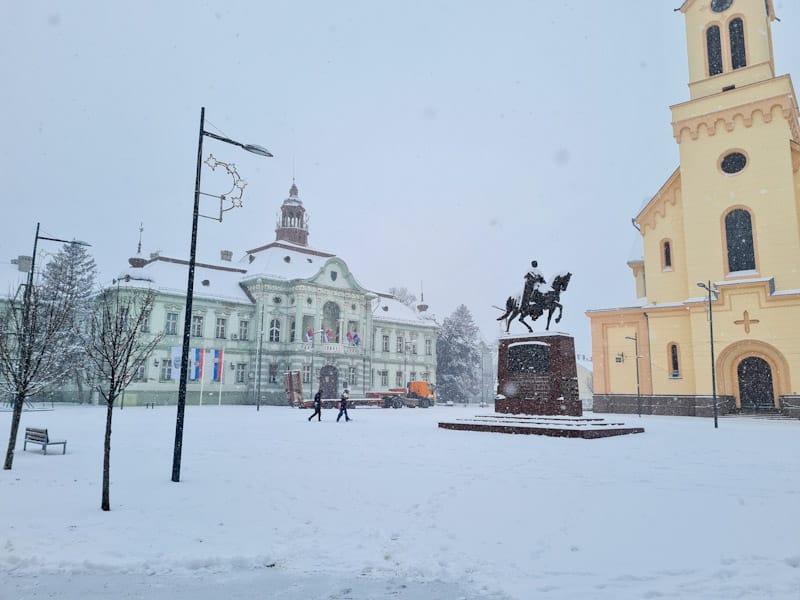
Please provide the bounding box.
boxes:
[497,272,572,333]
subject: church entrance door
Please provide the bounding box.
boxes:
[319,365,339,400]
[737,357,774,410]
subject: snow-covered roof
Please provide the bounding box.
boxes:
[239,242,333,283]
[115,257,251,304]
[627,235,644,263]
[372,295,435,328]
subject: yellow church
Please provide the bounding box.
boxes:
[587,0,800,418]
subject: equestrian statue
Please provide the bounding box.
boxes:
[497,260,572,333]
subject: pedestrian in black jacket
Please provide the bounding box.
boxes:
[308,390,322,421]
[336,388,351,422]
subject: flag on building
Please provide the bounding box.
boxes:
[212,349,224,381]
[170,346,182,380]
[190,348,204,381]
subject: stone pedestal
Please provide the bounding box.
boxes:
[495,332,581,417]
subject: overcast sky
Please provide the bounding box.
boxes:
[2,1,799,355]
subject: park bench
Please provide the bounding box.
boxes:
[23,427,67,455]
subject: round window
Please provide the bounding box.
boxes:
[273,296,282,304]
[711,0,733,12]
[307,297,313,305]
[720,151,747,174]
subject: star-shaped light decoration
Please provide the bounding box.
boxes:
[200,154,249,221]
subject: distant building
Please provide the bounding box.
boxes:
[110,181,437,406]
[587,0,800,418]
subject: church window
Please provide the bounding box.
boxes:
[725,209,756,272]
[269,319,281,342]
[706,25,723,76]
[662,240,672,270]
[720,151,747,174]
[669,344,680,378]
[729,18,746,69]
[711,0,733,11]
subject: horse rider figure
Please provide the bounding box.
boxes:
[521,260,546,311]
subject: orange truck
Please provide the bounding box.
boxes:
[379,381,436,408]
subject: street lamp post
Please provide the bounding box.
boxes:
[625,334,641,417]
[697,281,719,428]
[172,107,272,483]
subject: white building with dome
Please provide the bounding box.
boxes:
[115,182,437,406]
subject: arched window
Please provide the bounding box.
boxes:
[669,344,680,377]
[706,25,723,76]
[729,18,746,69]
[269,319,281,342]
[322,301,341,343]
[663,240,672,269]
[725,209,756,272]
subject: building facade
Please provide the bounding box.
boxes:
[115,182,437,406]
[587,0,800,417]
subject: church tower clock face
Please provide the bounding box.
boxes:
[711,0,733,12]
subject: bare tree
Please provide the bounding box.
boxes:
[81,288,162,511]
[388,287,417,308]
[1,284,74,470]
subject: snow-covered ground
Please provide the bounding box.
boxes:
[2,404,799,599]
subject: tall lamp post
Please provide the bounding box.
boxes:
[697,281,719,428]
[172,107,272,483]
[625,334,641,417]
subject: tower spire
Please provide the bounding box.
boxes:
[275,180,309,246]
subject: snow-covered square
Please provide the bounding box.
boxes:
[2,405,798,599]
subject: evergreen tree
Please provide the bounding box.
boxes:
[41,242,97,403]
[436,304,481,405]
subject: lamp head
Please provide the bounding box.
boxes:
[243,144,273,157]
[696,281,706,290]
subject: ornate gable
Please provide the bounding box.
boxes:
[634,168,681,234]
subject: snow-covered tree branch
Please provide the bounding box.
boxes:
[436,304,481,405]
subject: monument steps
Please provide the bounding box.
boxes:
[438,414,644,439]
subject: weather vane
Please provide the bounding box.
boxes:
[199,153,249,222]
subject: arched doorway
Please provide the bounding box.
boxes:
[737,357,774,411]
[319,365,339,399]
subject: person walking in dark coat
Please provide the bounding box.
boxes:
[308,389,322,421]
[336,388,351,422]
